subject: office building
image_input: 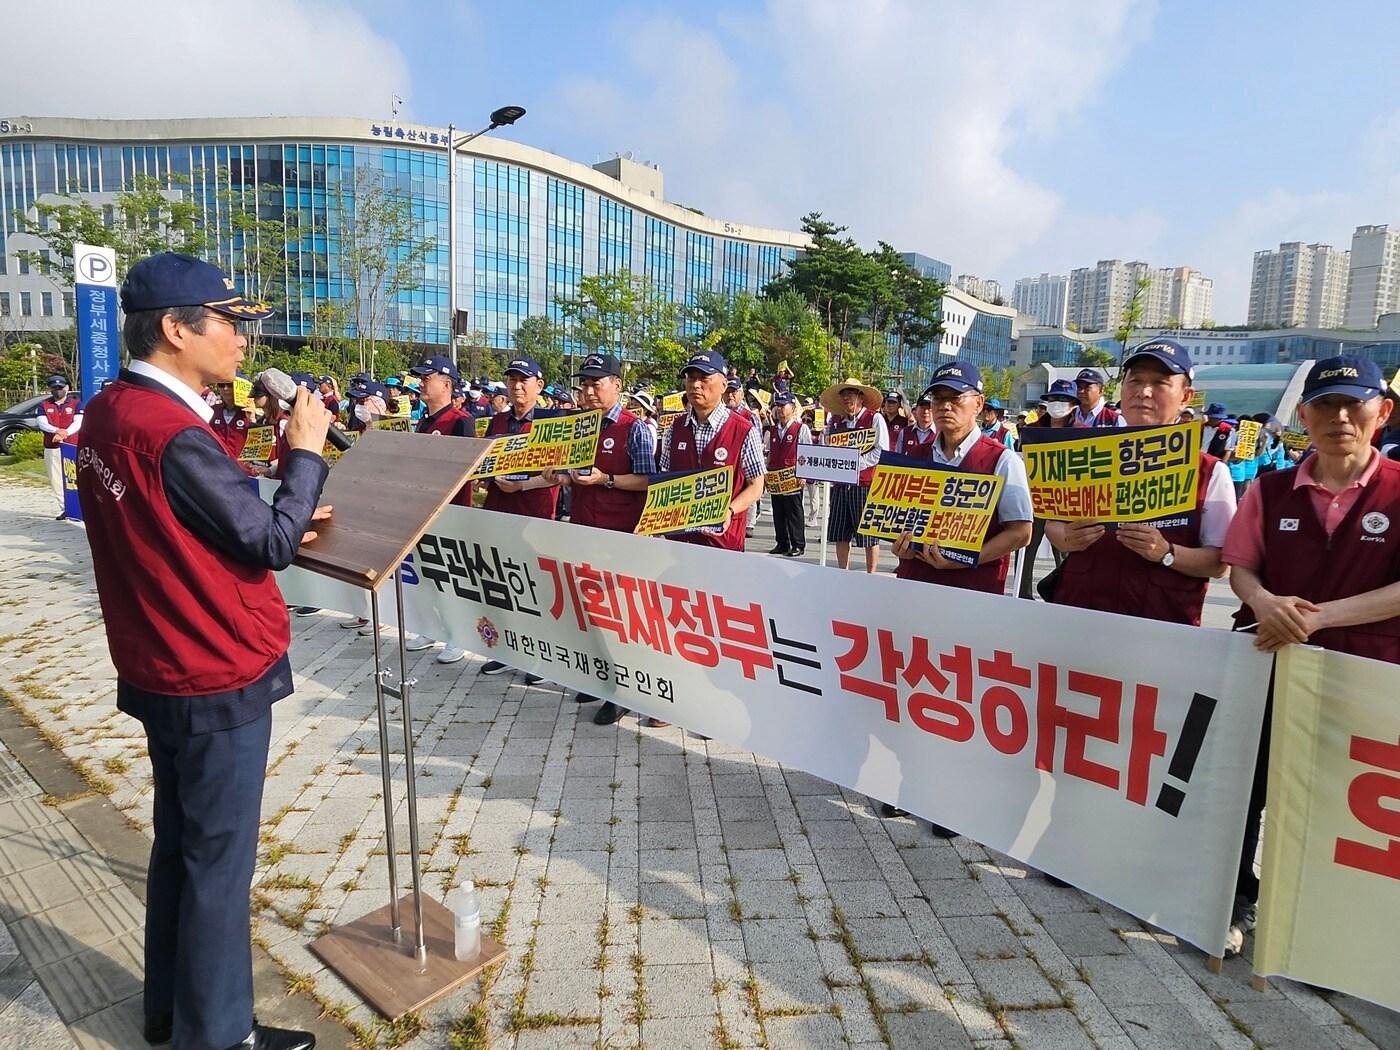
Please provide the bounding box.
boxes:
[0,117,807,349]
[896,251,952,286]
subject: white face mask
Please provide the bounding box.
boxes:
[1046,401,1075,420]
[353,403,373,424]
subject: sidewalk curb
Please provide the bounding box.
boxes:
[0,692,350,1049]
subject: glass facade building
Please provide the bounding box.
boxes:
[0,117,806,352]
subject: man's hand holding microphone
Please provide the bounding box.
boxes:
[257,368,337,541]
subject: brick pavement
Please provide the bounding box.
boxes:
[0,480,1395,1050]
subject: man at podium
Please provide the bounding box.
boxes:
[75,252,332,1050]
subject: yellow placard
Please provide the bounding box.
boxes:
[826,427,879,454]
[469,410,603,480]
[635,466,734,536]
[1254,646,1400,1012]
[657,411,682,444]
[232,376,254,409]
[1389,368,1400,395]
[1234,418,1262,460]
[239,424,276,463]
[370,416,412,433]
[857,464,1004,566]
[1021,422,1200,523]
[1281,430,1311,452]
[753,389,772,408]
[321,431,355,467]
[1188,390,1206,409]
[474,415,491,437]
[813,407,826,431]
[765,467,801,495]
[661,391,684,413]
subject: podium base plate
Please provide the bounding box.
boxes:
[309,895,508,1019]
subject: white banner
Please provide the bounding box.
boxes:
[795,442,859,483]
[272,494,1272,955]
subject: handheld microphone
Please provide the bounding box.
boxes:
[258,368,354,451]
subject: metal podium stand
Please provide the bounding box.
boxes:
[295,429,508,1018]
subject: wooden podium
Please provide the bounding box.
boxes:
[295,429,509,1018]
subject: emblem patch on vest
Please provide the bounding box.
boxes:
[714,447,730,462]
[1362,512,1390,535]
[1279,518,1300,532]
[603,437,615,451]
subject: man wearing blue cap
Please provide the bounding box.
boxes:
[78,252,330,1050]
[1072,367,1125,428]
[979,398,1014,449]
[476,356,561,676]
[766,392,811,557]
[36,373,82,518]
[1045,339,1236,626]
[1220,354,1399,956]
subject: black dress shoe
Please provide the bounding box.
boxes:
[1044,874,1072,888]
[144,1016,172,1044]
[226,1024,316,1050]
[593,701,626,725]
[768,546,792,556]
[55,513,67,521]
[479,660,509,675]
[574,691,599,704]
[786,548,805,557]
[929,823,958,839]
[879,802,909,818]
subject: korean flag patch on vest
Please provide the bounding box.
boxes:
[1279,518,1300,532]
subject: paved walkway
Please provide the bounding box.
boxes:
[0,480,1396,1050]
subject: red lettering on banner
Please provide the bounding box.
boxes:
[618,576,671,654]
[713,598,775,679]
[662,586,721,667]
[1127,685,1168,806]
[1334,734,1400,881]
[978,650,1032,756]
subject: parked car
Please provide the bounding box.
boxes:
[0,393,51,453]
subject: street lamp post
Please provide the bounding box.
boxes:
[446,105,527,368]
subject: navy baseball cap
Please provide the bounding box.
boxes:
[349,371,370,384]
[504,356,543,379]
[576,353,621,378]
[1075,367,1107,385]
[1205,401,1228,418]
[1046,379,1078,401]
[290,371,317,391]
[1123,338,1194,378]
[681,349,727,377]
[726,377,742,391]
[773,392,797,407]
[914,390,935,406]
[410,355,461,381]
[120,252,274,320]
[316,374,333,384]
[926,361,984,395]
[1301,355,1384,404]
[347,380,372,399]
[884,390,904,403]
[45,374,69,388]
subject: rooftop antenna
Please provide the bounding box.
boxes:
[391,95,404,121]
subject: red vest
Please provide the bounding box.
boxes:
[209,409,251,458]
[884,415,907,452]
[571,408,646,532]
[482,410,559,519]
[895,435,1011,594]
[418,404,474,506]
[986,422,1010,444]
[832,408,880,485]
[1085,405,1122,428]
[40,395,79,449]
[1235,458,1400,663]
[75,380,289,695]
[898,427,937,461]
[767,419,802,471]
[322,392,340,416]
[1053,453,1220,626]
[666,409,753,551]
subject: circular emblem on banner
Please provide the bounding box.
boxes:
[1362,512,1390,535]
[476,616,500,649]
[603,437,615,451]
[714,447,730,462]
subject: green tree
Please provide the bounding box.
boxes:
[553,270,683,383]
[512,315,567,386]
[334,167,436,376]
[1076,346,1117,370]
[1115,277,1151,351]
[687,290,766,376]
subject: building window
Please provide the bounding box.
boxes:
[0,292,9,316]
[598,198,632,276]
[17,255,29,276]
[20,291,32,316]
[41,291,53,317]
[62,292,74,317]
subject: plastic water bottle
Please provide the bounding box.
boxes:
[449,881,481,962]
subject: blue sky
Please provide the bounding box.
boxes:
[10,0,1399,322]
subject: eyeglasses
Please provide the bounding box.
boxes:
[201,311,239,333]
[928,392,974,405]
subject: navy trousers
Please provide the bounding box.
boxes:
[140,703,272,1050]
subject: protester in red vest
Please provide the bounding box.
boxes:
[1015,379,1080,599]
[979,398,1015,449]
[400,353,476,666]
[476,356,560,677]
[37,374,82,519]
[77,252,330,1050]
[543,352,658,725]
[890,361,1032,595]
[659,349,766,553]
[1220,354,1400,957]
[1046,340,1236,626]
[881,390,909,450]
[820,377,890,573]
[1072,367,1125,427]
[898,392,937,459]
[207,376,253,460]
[765,392,812,557]
[316,374,340,418]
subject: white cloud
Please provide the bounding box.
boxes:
[547,0,1152,281]
[1,0,411,120]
